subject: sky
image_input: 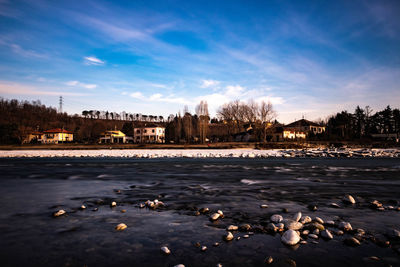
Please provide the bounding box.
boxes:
[0,0,399,123]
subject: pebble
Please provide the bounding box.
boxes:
[284,220,303,230]
[321,230,333,240]
[370,200,383,209]
[368,256,380,261]
[243,234,249,238]
[266,223,278,233]
[270,214,283,223]
[224,231,234,241]
[236,237,241,240]
[260,204,269,208]
[325,220,335,226]
[344,237,361,246]
[111,201,117,207]
[265,256,273,264]
[285,258,297,267]
[302,230,310,236]
[210,213,220,221]
[227,225,238,231]
[293,212,302,222]
[343,194,356,204]
[160,246,171,255]
[309,222,325,231]
[199,207,209,214]
[80,205,86,210]
[390,229,400,239]
[217,264,223,267]
[139,203,145,208]
[213,242,220,247]
[314,217,324,224]
[120,209,126,213]
[307,204,317,211]
[92,207,98,212]
[338,221,352,231]
[300,240,307,244]
[276,223,285,230]
[313,229,320,235]
[201,246,207,251]
[239,223,252,231]
[53,209,66,217]
[334,230,344,235]
[311,241,319,244]
[282,208,289,213]
[309,234,319,239]
[281,230,301,245]
[217,210,224,217]
[330,203,340,208]
[300,216,312,224]
[174,264,184,267]
[115,223,127,231]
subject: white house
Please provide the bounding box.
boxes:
[134,125,165,143]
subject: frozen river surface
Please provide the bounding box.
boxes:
[0,157,399,267]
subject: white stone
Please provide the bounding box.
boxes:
[115,223,127,231]
[224,231,234,241]
[210,213,220,221]
[338,221,352,231]
[281,230,301,245]
[201,246,207,251]
[271,214,283,223]
[227,225,238,231]
[314,217,324,224]
[53,209,66,217]
[161,246,170,255]
[300,216,312,224]
[343,194,356,204]
[321,230,333,239]
[293,212,302,222]
[284,219,303,230]
[308,234,319,239]
[111,201,117,207]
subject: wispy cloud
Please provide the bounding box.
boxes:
[0,81,88,96]
[66,80,97,89]
[200,79,220,88]
[83,56,105,65]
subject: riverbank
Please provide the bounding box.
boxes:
[0,148,399,158]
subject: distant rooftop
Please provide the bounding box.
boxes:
[285,119,323,128]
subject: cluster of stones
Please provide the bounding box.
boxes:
[139,199,165,209]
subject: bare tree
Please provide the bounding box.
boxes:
[196,100,209,143]
[258,100,275,143]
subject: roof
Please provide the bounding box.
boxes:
[285,119,323,128]
[30,131,43,135]
[43,128,73,134]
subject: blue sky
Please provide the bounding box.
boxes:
[0,0,399,123]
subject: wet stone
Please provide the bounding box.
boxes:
[210,213,220,221]
[330,203,340,208]
[281,230,301,246]
[300,216,312,224]
[161,246,171,255]
[314,217,324,224]
[224,231,234,241]
[110,201,117,207]
[266,223,278,233]
[201,246,207,251]
[270,214,283,223]
[343,194,356,204]
[321,230,333,240]
[53,209,66,217]
[284,258,297,267]
[284,220,303,230]
[325,220,335,226]
[199,207,209,214]
[307,204,318,211]
[338,221,352,231]
[265,256,273,264]
[239,223,252,231]
[260,204,269,208]
[293,212,302,222]
[115,223,127,231]
[309,234,319,239]
[227,225,238,231]
[344,237,361,246]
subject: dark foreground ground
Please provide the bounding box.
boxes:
[0,158,399,267]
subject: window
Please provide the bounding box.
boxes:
[144,130,147,133]
[152,129,155,133]
[136,130,140,134]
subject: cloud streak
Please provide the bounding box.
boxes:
[84,56,105,65]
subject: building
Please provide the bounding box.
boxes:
[271,126,306,142]
[134,125,165,143]
[42,128,73,144]
[284,119,325,135]
[99,130,133,144]
[22,131,43,144]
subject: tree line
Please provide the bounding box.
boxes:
[0,97,399,144]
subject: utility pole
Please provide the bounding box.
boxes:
[59,96,63,113]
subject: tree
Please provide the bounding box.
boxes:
[258,100,275,143]
[82,110,89,118]
[196,100,210,143]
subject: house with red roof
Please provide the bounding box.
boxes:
[42,128,73,144]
